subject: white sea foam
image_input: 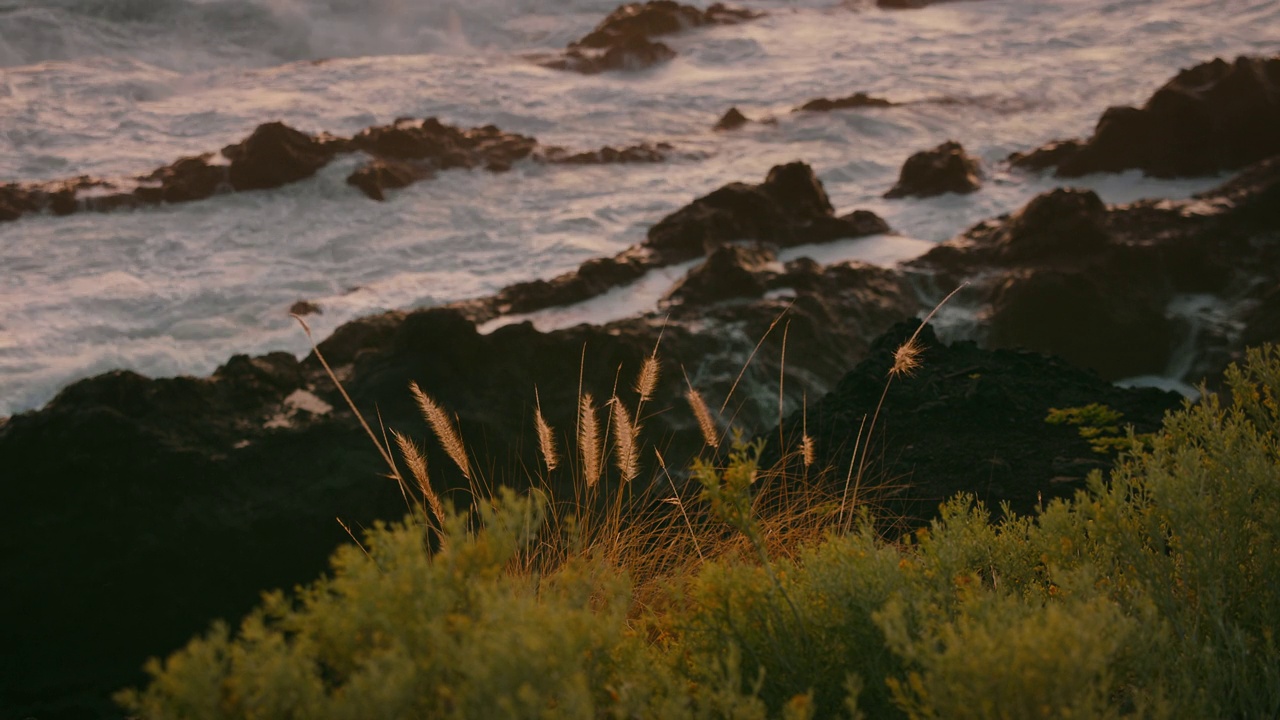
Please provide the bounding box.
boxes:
[1,0,1278,415]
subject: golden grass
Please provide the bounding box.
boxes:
[534,391,559,473]
[685,386,720,450]
[578,392,602,488]
[409,382,473,482]
[610,395,640,483]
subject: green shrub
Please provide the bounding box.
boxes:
[121,346,1280,718]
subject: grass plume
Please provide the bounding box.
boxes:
[578,392,602,488]
[409,382,473,482]
[610,395,640,482]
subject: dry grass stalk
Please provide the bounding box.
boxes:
[534,402,559,473]
[579,392,602,488]
[409,382,472,482]
[890,337,923,378]
[392,430,446,529]
[802,434,815,469]
[685,386,719,449]
[611,396,640,482]
[634,355,660,404]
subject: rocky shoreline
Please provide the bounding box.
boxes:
[2,30,1280,720]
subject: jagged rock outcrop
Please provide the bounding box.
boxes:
[0,117,689,218]
[223,121,343,191]
[909,156,1280,381]
[795,92,894,113]
[766,320,1182,530]
[1010,55,1280,178]
[884,140,982,198]
[538,1,761,74]
[471,161,891,319]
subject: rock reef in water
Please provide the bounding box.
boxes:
[884,140,982,198]
[0,117,687,219]
[538,1,762,74]
[1010,55,1280,178]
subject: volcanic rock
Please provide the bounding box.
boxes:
[134,153,228,204]
[222,121,339,191]
[539,142,671,164]
[714,107,751,131]
[1011,55,1280,178]
[766,320,1183,531]
[795,92,894,113]
[477,161,890,319]
[541,1,760,74]
[884,140,982,198]
[346,158,434,201]
[910,156,1280,382]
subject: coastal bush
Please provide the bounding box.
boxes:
[121,345,1280,718]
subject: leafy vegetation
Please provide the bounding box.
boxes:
[120,345,1280,718]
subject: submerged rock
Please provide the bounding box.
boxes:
[884,140,982,198]
[795,92,895,113]
[1011,55,1280,178]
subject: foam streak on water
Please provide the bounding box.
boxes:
[1,0,1277,415]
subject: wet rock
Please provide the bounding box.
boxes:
[289,300,323,316]
[222,121,338,191]
[766,320,1183,530]
[541,1,760,74]
[346,158,434,201]
[543,35,677,74]
[1011,55,1280,178]
[473,162,889,321]
[664,243,776,305]
[714,107,751,131]
[134,153,229,204]
[0,185,37,222]
[539,142,671,164]
[647,161,880,260]
[884,140,982,198]
[795,92,894,112]
[987,268,1176,380]
[910,156,1280,382]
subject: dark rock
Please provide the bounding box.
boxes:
[714,107,750,131]
[664,243,776,305]
[766,320,1183,531]
[884,140,982,198]
[465,162,889,323]
[575,0,759,48]
[999,188,1109,261]
[1007,139,1083,172]
[289,300,323,316]
[542,1,759,74]
[645,161,878,260]
[135,153,229,204]
[1243,285,1280,348]
[223,121,338,191]
[0,185,37,222]
[795,92,894,113]
[539,142,671,164]
[987,267,1175,380]
[1012,55,1280,178]
[911,157,1280,382]
[346,158,434,201]
[351,118,536,178]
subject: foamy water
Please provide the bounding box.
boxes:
[1,0,1277,415]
